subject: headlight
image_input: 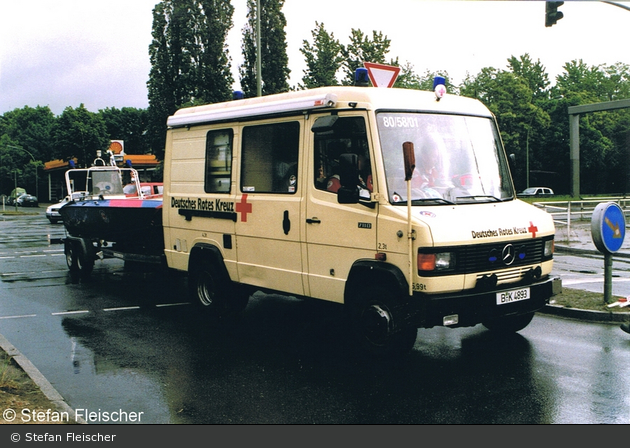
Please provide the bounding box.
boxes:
[418,251,456,273]
[544,239,554,258]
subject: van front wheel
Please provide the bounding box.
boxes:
[349,287,417,357]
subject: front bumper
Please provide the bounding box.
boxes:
[410,275,562,329]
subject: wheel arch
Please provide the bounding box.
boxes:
[344,260,409,305]
[188,243,230,281]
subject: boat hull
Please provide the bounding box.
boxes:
[60,199,164,253]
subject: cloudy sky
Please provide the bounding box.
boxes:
[1,0,628,116]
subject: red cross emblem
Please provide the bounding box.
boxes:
[236,194,253,222]
[528,221,538,238]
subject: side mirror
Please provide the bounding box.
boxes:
[311,115,339,134]
[402,142,416,181]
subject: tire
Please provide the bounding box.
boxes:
[348,286,417,357]
[188,259,249,321]
[482,312,535,333]
[64,240,79,272]
[64,239,94,277]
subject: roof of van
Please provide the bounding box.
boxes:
[167,86,493,128]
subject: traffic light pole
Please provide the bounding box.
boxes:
[602,1,630,12]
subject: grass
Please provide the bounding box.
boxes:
[0,351,75,424]
[550,287,630,313]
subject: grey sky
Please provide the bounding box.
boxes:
[1,1,628,115]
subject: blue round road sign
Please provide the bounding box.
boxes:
[591,202,626,254]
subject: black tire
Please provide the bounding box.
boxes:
[64,239,94,277]
[64,240,79,272]
[348,286,417,357]
[188,259,249,321]
[482,312,535,333]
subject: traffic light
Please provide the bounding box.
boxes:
[545,1,564,27]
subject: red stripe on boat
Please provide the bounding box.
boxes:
[108,199,147,208]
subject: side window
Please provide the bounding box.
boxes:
[205,129,233,193]
[241,121,300,194]
[314,116,371,194]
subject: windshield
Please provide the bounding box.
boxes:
[377,112,514,204]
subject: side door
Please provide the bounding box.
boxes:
[234,119,305,296]
[304,114,378,303]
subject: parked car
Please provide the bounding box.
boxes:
[16,193,38,207]
[46,196,71,223]
[518,187,554,198]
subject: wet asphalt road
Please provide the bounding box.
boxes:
[1,208,630,424]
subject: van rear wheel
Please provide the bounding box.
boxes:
[188,259,249,320]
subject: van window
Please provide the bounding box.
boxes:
[241,122,300,194]
[313,116,371,194]
[205,129,233,193]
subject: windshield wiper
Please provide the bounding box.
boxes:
[392,193,455,205]
[455,195,503,203]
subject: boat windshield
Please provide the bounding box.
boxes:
[66,167,139,200]
[90,170,125,196]
[376,112,514,205]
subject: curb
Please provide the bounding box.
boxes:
[553,243,630,324]
[0,333,86,424]
[556,244,630,259]
[539,304,630,324]
[547,243,630,324]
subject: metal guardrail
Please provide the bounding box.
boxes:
[533,197,630,237]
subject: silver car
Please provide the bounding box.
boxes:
[46,196,70,223]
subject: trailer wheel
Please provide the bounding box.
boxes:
[64,239,94,277]
[348,286,417,357]
[64,240,78,272]
[189,259,248,320]
[482,312,534,333]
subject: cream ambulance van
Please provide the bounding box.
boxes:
[163,83,561,356]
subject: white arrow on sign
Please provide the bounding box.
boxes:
[364,62,401,88]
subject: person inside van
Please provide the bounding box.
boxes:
[411,133,448,198]
[357,153,373,193]
[321,141,345,193]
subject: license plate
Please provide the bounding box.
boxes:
[496,287,530,305]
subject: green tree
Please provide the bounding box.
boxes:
[461,67,550,190]
[0,106,55,196]
[0,106,55,163]
[0,134,23,195]
[507,54,550,102]
[240,0,290,97]
[394,64,456,94]
[341,29,397,85]
[299,22,344,89]
[553,60,630,193]
[52,104,109,168]
[99,107,151,155]
[147,0,234,158]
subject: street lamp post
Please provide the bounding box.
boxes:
[6,145,38,200]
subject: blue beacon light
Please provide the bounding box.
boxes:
[433,76,446,100]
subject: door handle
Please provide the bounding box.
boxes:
[283,210,291,235]
[306,217,321,224]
